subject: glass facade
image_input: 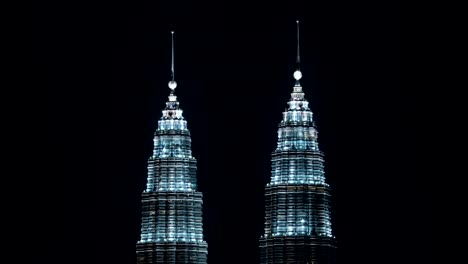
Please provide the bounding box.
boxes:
[260,83,336,264]
[136,92,208,264]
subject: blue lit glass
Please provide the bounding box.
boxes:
[138,93,207,247]
[264,85,333,238]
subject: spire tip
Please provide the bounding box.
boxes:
[294,20,302,82]
[169,30,176,90]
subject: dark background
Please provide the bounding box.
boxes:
[38,1,424,263]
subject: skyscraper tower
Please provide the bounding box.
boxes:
[136,32,208,264]
[259,21,336,264]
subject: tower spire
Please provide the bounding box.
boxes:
[296,20,300,69]
[168,31,177,90]
[293,20,303,86]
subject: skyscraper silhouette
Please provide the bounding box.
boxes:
[136,32,208,264]
[259,21,336,264]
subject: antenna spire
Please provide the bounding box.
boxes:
[168,31,177,90]
[293,20,303,84]
[296,20,300,68]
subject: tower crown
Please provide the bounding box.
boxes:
[159,31,187,129]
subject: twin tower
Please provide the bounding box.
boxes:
[136,21,337,264]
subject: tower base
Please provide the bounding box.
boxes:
[259,236,336,264]
[136,241,208,264]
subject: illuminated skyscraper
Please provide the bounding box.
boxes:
[136,32,208,264]
[259,21,336,264]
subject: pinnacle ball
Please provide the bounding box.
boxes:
[294,70,302,80]
[168,81,177,89]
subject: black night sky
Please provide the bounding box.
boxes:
[40,1,426,264]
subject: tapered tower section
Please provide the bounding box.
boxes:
[136,32,208,264]
[259,21,336,264]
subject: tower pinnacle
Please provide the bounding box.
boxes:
[137,30,208,264]
[293,20,302,84]
[168,31,177,90]
[259,19,336,264]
